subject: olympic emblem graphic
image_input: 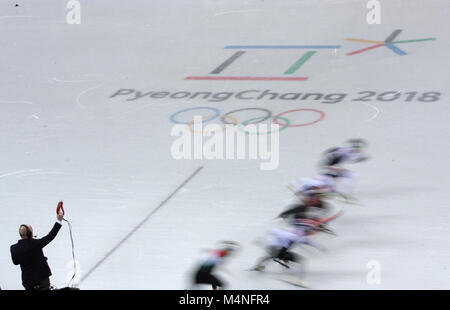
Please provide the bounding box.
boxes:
[185,45,339,82]
[169,107,326,135]
[345,29,436,56]
[185,30,435,82]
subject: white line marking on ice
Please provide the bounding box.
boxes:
[0,100,34,105]
[80,166,204,284]
[0,15,32,20]
[350,101,381,122]
[362,102,381,122]
[51,77,98,83]
[74,76,128,109]
[0,169,44,179]
[18,171,62,178]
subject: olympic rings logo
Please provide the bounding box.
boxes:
[169,107,326,135]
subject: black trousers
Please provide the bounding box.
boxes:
[25,277,51,290]
[194,270,224,290]
[276,247,299,262]
[254,246,301,269]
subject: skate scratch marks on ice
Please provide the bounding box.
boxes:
[350,102,381,122]
[0,169,65,179]
[0,169,43,179]
[0,100,41,120]
[361,102,381,122]
[76,84,104,109]
[75,76,128,109]
[51,77,99,83]
[0,99,34,105]
[0,15,32,21]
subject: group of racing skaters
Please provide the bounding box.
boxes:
[191,139,369,289]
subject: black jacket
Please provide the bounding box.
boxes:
[10,222,62,289]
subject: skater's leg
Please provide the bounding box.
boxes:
[252,247,278,270]
[211,274,225,290]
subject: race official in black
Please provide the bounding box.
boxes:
[10,212,64,290]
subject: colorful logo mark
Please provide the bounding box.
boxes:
[346,29,436,56]
[185,30,436,82]
[185,45,340,82]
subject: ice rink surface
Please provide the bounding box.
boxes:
[1,0,449,289]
